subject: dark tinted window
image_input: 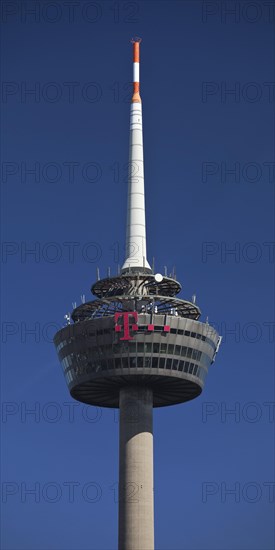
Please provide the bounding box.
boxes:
[107,357,114,369]
[172,359,179,370]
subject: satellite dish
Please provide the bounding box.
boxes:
[155,273,163,283]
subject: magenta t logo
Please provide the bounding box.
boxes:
[114,312,138,341]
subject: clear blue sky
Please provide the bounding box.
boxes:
[1,1,274,549]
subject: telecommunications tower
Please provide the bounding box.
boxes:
[54,39,221,550]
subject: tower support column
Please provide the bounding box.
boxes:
[118,386,154,550]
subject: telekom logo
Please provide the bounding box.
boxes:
[114,311,170,341]
[114,312,138,341]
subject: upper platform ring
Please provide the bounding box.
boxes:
[91,273,182,299]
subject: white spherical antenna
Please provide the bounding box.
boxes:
[154,273,163,283]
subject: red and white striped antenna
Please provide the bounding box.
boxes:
[131,37,142,103]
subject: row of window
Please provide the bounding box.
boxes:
[56,328,112,352]
[64,357,208,384]
[56,326,217,353]
[112,342,204,361]
[60,343,211,371]
[58,337,215,358]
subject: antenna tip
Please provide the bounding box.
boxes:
[131,37,142,44]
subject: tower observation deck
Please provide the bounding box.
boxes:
[54,39,221,550]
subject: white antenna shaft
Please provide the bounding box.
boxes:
[122,39,151,273]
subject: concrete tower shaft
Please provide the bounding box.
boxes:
[122,39,151,273]
[118,386,154,550]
